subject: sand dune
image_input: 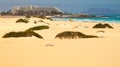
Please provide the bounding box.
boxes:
[0,17,120,67]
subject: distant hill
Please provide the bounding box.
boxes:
[82,8,120,15]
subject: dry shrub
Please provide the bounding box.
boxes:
[16,18,28,23]
[3,31,43,39]
[93,23,113,29]
[55,31,98,39]
[26,25,49,31]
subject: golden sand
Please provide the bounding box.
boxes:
[0,17,120,67]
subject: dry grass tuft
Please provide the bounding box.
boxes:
[55,31,98,39]
[26,25,49,31]
[3,31,43,39]
[16,18,29,23]
[93,23,113,29]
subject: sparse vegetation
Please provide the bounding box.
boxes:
[16,18,29,23]
[26,15,31,18]
[26,25,49,31]
[38,16,46,19]
[93,23,105,28]
[2,31,43,39]
[46,17,53,21]
[93,23,113,29]
[55,31,98,39]
[34,21,37,24]
[104,23,113,28]
[2,25,49,39]
[39,20,45,23]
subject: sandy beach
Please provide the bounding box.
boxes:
[0,16,120,67]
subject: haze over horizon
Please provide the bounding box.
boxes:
[0,0,120,13]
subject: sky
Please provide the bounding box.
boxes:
[0,0,120,13]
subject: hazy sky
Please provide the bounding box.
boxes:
[0,0,120,13]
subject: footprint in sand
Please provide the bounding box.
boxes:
[45,44,54,47]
